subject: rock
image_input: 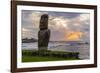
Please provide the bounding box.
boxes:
[38,14,50,51]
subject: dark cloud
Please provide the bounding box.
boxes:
[48,12,81,19]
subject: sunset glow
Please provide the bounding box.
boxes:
[65,31,84,41]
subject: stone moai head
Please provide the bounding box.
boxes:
[39,14,48,30]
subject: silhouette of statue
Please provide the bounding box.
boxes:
[38,14,50,51]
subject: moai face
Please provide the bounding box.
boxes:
[40,14,48,30]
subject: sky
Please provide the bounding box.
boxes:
[22,10,90,42]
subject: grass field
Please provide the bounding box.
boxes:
[22,56,79,62]
[22,50,80,62]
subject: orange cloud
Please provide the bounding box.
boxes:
[65,31,84,41]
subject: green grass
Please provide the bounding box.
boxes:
[22,49,80,62]
[22,56,79,62]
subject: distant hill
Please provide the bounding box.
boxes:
[22,38,37,43]
[49,41,89,45]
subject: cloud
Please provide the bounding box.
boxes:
[22,10,90,42]
[22,28,32,38]
[49,17,69,30]
[48,13,90,41]
[79,14,90,21]
[22,11,46,39]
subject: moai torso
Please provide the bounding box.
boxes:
[38,14,50,51]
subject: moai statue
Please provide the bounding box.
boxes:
[38,14,50,51]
